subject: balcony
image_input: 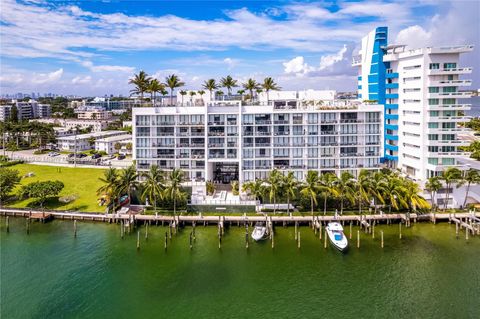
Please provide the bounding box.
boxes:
[429,79,472,87]
[428,91,471,99]
[385,114,399,120]
[385,72,399,79]
[427,68,472,75]
[427,151,470,157]
[428,104,471,111]
[385,93,399,99]
[385,83,399,89]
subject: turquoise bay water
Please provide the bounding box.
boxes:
[1,218,479,318]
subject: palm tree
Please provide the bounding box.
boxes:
[237,89,245,101]
[147,79,164,106]
[97,168,120,212]
[383,175,407,213]
[189,91,197,105]
[160,89,168,106]
[368,171,388,214]
[179,90,187,106]
[459,169,480,208]
[282,172,298,215]
[440,167,462,210]
[202,79,219,101]
[242,78,259,102]
[165,74,185,106]
[301,171,320,215]
[403,180,430,212]
[164,168,185,215]
[355,170,372,215]
[215,90,224,100]
[265,169,282,214]
[262,77,281,102]
[119,165,139,203]
[334,171,356,215]
[141,165,164,213]
[318,173,338,215]
[197,90,206,104]
[129,71,151,102]
[220,75,238,96]
[242,179,264,202]
[425,176,442,212]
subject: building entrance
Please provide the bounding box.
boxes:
[213,163,239,184]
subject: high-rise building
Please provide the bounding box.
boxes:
[353,27,473,181]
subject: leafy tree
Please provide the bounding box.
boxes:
[301,170,319,215]
[334,171,356,215]
[141,165,164,212]
[114,142,122,154]
[97,168,120,211]
[197,90,206,104]
[10,105,18,123]
[318,172,338,215]
[179,90,187,106]
[265,168,282,214]
[403,179,430,212]
[440,167,462,210]
[242,179,264,202]
[19,180,64,208]
[119,165,139,203]
[242,78,259,102]
[282,171,298,215]
[0,168,21,201]
[129,71,151,101]
[206,180,216,196]
[459,169,480,207]
[164,168,185,215]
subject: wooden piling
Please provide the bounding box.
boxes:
[324,230,327,249]
[466,228,469,241]
[120,220,124,238]
[372,222,375,239]
[271,231,274,249]
[357,230,360,248]
[74,220,77,238]
[245,231,249,249]
[26,218,30,235]
[349,222,352,239]
[381,230,384,248]
[455,222,459,239]
[164,232,168,250]
[319,222,322,240]
[399,222,402,239]
[6,216,9,232]
[190,231,193,249]
[145,224,148,240]
[297,232,301,249]
[294,222,298,241]
[136,231,140,250]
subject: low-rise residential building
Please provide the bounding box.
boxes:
[57,130,126,152]
[0,100,51,121]
[95,134,132,155]
[77,110,113,120]
[32,118,109,132]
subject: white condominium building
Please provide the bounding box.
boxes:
[133,98,384,187]
[353,26,473,181]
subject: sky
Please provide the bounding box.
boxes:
[0,0,479,96]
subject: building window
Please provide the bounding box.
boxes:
[428,134,438,141]
[442,158,455,165]
[428,99,439,105]
[429,87,439,93]
[443,63,457,69]
[428,123,438,128]
[429,111,439,117]
[428,158,438,165]
[443,86,457,93]
[429,63,440,69]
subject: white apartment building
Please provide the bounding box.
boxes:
[95,134,132,155]
[353,27,473,181]
[57,130,126,152]
[77,110,113,120]
[33,118,109,132]
[0,100,51,121]
[133,98,384,187]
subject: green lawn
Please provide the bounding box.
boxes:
[6,164,106,212]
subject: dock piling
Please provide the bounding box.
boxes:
[164,232,168,250]
[74,220,77,238]
[145,224,148,240]
[357,230,360,248]
[349,222,352,239]
[381,230,384,248]
[26,218,30,235]
[136,231,140,250]
[297,232,301,249]
[324,230,327,249]
[6,216,9,233]
[399,222,402,239]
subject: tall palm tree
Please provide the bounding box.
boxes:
[97,168,120,212]
[202,79,218,101]
[441,167,462,210]
[165,74,185,106]
[141,165,164,213]
[237,89,245,101]
[368,171,388,213]
[147,79,164,106]
[383,175,408,213]
[197,90,206,104]
[282,172,298,215]
[242,78,259,102]
[355,169,371,215]
[129,71,151,102]
[242,179,264,202]
[220,75,238,96]
[301,170,319,215]
[425,176,442,212]
[189,91,197,105]
[266,169,282,214]
[119,165,139,203]
[334,171,356,215]
[262,77,281,102]
[164,168,185,215]
[160,89,168,106]
[318,172,338,215]
[459,169,480,207]
[179,90,187,106]
[403,180,430,213]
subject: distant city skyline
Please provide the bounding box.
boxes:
[1,0,479,96]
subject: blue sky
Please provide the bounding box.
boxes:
[0,0,478,96]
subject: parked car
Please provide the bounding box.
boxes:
[68,153,75,158]
[75,153,87,158]
[91,153,101,159]
[48,152,60,157]
[117,154,126,160]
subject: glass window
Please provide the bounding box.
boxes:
[428,123,438,128]
[429,63,439,69]
[443,63,457,69]
[429,87,439,93]
[428,158,438,165]
[429,111,439,117]
[443,86,457,93]
[428,99,439,105]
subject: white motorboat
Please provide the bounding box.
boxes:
[251,222,268,241]
[326,222,348,251]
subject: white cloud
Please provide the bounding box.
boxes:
[31,68,63,84]
[223,58,238,70]
[283,56,312,75]
[81,61,135,73]
[319,45,348,70]
[71,75,91,84]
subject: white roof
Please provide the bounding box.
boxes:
[58,130,124,141]
[95,134,132,143]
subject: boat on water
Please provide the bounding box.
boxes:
[326,222,348,251]
[251,222,269,241]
